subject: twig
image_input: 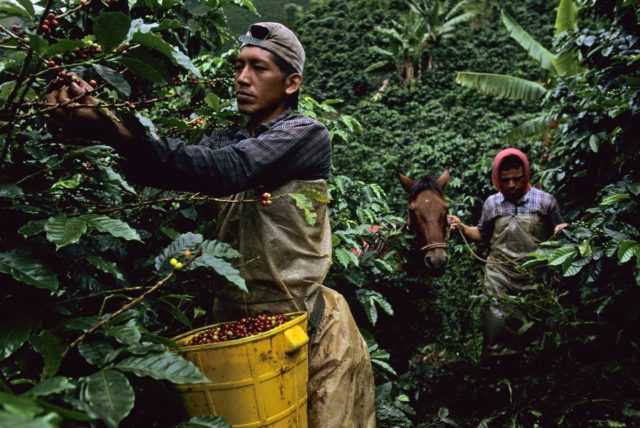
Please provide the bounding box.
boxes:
[63,270,175,357]
[60,286,151,303]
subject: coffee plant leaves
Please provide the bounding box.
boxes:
[24,377,76,398]
[0,251,59,291]
[617,240,640,264]
[86,256,125,281]
[154,232,203,272]
[87,215,141,242]
[28,34,49,56]
[0,1,32,20]
[118,54,167,84]
[357,289,394,326]
[50,173,83,191]
[289,192,317,226]
[130,32,200,77]
[191,254,247,292]
[15,0,34,17]
[93,12,132,52]
[0,410,61,428]
[114,351,209,383]
[0,318,33,360]
[104,319,142,346]
[78,340,119,368]
[92,64,132,98]
[83,369,134,428]
[0,183,23,198]
[45,39,84,57]
[230,0,258,15]
[334,247,359,269]
[200,240,240,260]
[30,330,65,380]
[44,216,88,250]
[177,416,231,428]
[65,316,100,333]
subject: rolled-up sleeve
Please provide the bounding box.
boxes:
[119,114,331,196]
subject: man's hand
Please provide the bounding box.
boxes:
[45,75,134,144]
[553,222,569,236]
[447,215,482,241]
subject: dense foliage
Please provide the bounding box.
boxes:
[1,0,638,427]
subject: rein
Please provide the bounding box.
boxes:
[455,228,519,268]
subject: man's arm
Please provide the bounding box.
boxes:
[47,81,330,196]
[448,215,483,241]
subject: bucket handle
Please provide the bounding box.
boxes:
[284,326,309,355]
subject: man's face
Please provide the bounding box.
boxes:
[234,46,288,118]
[499,167,527,201]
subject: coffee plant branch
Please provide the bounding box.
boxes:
[60,286,152,303]
[63,269,175,358]
[57,0,94,20]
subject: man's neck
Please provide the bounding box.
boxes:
[247,105,289,135]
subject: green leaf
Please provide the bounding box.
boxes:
[118,55,167,83]
[231,0,257,14]
[0,410,60,428]
[155,232,203,271]
[617,240,639,264]
[78,340,118,367]
[0,391,42,417]
[15,0,34,16]
[50,173,83,191]
[200,240,240,260]
[92,64,131,97]
[0,318,33,360]
[0,80,16,101]
[0,251,59,291]
[44,216,88,249]
[501,10,556,72]
[204,93,220,110]
[104,319,141,346]
[114,351,209,384]
[0,1,33,20]
[86,256,124,281]
[30,330,64,380]
[0,183,23,198]
[27,34,48,55]
[290,192,318,225]
[83,369,134,428]
[24,377,76,398]
[555,0,578,35]
[45,39,84,57]
[552,50,584,76]
[131,32,200,76]
[177,416,231,428]
[455,72,547,101]
[548,246,577,266]
[86,215,141,242]
[93,12,131,51]
[191,255,247,292]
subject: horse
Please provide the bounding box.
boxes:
[398,170,450,277]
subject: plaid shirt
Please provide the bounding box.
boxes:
[120,110,331,196]
[477,187,564,242]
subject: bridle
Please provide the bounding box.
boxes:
[406,208,449,253]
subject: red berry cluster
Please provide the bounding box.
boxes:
[191,117,205,127]
[260,192,272,207]
[188,76,199,86]
[186,313,289,346]
[40,12,60,35]
[48,66,75,90]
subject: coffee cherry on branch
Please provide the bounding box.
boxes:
[169,257,179,267]
[260,192,272,207]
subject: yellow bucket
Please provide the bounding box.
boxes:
[172,312,309,428]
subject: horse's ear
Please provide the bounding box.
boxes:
[436,169,450,189]
[398,173,415,193]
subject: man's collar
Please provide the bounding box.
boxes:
[237,109,293,138]
[499,187,532,205]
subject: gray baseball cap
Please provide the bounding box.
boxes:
[238,22,305,75]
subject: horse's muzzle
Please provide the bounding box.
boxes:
[423,250,448,277]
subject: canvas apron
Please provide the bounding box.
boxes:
[213,179,376,428]
[483,213,549,344]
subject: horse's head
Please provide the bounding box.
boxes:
[399,170,450,277]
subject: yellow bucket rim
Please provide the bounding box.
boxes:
[171,311,308,352]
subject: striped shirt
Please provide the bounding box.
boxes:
[477,187,564,242]
[121,110,331,196]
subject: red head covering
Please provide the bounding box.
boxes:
[491,148,531,192]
